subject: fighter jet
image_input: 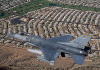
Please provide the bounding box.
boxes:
[8,33,92,65]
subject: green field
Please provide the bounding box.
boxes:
[1,0,100,18]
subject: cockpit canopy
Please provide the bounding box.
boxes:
[19,33,31,36]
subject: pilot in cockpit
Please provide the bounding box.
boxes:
[19,33,31,36]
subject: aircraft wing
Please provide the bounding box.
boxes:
[39,46,61,65]
[47,34,73,42]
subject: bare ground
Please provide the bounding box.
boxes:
[0,43,98,70]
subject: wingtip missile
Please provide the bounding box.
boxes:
[27,49,43,55]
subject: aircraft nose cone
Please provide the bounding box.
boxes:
[8,34,15,37]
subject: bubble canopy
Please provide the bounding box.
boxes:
[19,33,33,36]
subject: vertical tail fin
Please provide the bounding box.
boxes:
[70,34,93,49]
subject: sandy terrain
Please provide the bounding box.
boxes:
[0,43,99,70]
[0,44,75,70]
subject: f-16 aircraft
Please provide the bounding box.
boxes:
[8,33,93,65]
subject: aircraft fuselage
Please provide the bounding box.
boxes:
[8,33,92,65]
[26,35,87,56]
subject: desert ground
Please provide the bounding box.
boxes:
[0,43,99,70]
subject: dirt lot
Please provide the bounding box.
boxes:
[0,43,98,70]
[0,44,75,70]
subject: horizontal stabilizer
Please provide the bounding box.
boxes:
[71,54,85,65]
[48,34,72,42]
